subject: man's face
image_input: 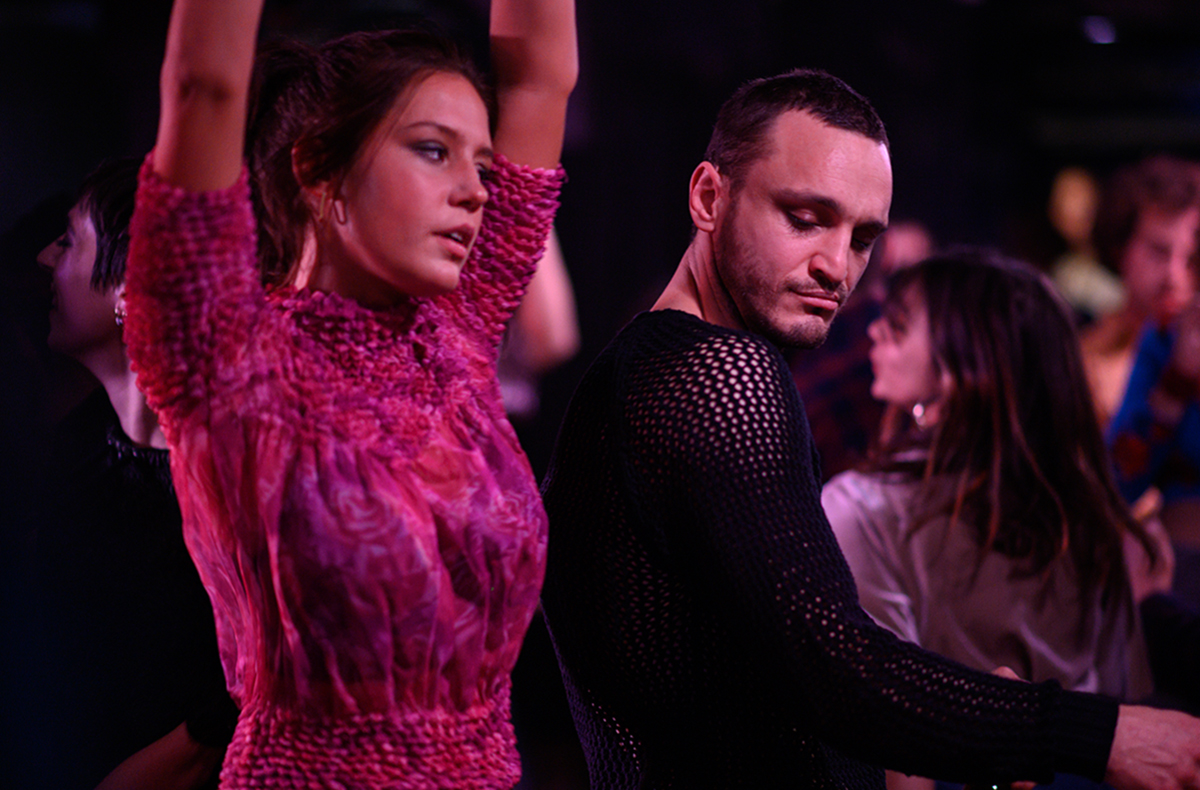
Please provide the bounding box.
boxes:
[712,110,892,348]
[1120,204,1200,325]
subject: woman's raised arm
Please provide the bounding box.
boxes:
[490,0,578,169]
[152,0,266,190]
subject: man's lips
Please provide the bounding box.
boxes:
[793,290,843,311]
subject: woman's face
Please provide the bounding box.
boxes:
[38,203,121,357]
[867,285,944,412]
[312,71,493,307]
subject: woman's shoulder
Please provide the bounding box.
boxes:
[823,467,922,532]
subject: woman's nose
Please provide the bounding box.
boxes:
[37,238,60,269]
[867,316,885,342]
[453,166,490,211]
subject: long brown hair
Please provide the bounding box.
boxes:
[871,249,1155,606]
[245,28,492,285]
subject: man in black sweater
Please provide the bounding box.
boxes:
[540,68,1200,789]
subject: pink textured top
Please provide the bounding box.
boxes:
[124,153,564,788]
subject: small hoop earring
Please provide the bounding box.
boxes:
[332,198,347,225]
[114,302,127,327]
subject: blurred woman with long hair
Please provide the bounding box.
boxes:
[824,249,1156,790]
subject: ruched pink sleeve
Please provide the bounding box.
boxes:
[125,159,266,431]
[444,154,564,352]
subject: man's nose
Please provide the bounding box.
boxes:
[810,231,850,288]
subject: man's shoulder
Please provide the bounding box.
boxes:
[599,311,799,432]
[611,310,784,367]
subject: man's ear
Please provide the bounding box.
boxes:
[688,161,726,234]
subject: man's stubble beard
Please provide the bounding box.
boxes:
[713,206,837,351]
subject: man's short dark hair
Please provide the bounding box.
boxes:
[1093,153,1200,273]
[703,68,888,192]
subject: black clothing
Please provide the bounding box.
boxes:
[541,310,1117,789]
[1141,592,1200,713]
[18,389,234,789]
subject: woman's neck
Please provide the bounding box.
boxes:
[79,342,167,449]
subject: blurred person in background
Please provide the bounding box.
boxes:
[1081,154,1200,427]
[1108,269,1200,610]
[824,249,1155,790]
[1047,165,1123,326]
[22,157,234,790]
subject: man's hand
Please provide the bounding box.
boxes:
[1106,705,1200,790]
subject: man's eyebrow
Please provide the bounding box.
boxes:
[776,188,888,236]
[859,219,889,238]
[402,121,495,160]
[776,188,842,213]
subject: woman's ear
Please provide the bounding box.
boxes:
[688,162,726,234]
[114,284,127,329]
[938,366,954,399]
[290,142,311,186]
[923,365,955,426]
[292,143,327,218]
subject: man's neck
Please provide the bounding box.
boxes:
[652,234,745,332]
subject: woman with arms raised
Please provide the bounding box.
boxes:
[124,0,575,786]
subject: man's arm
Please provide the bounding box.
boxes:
[632,329,1200,788]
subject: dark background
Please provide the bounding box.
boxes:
[6,0,1200,473]
[4,1,1200,787]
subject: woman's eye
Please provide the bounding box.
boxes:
[55,234,71,250]
[413,142,448,162]
[882,309,907,335]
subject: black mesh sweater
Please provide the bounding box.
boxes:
[540,309,1118,789]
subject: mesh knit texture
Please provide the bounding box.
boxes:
[125,152,563,789]
[540,310,1119,790]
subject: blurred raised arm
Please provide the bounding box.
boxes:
[153,0,266,190]
[490,0,578,168]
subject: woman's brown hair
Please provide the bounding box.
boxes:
[871,249,1155,610]
[245,28,492,285]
